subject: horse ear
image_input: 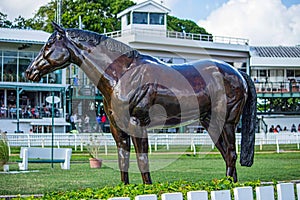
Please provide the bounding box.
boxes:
[52,21,65,35]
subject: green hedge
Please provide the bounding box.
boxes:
[12,177,262,200]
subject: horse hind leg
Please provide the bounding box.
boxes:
[203,119,238,182]
[222,123,238,182]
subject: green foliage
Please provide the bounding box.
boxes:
[1,1,211,37]
[0,132,9,166]
[0,12,12,28]
[167,15,211,35]
[26,0,135,33]
[42,177,260,199]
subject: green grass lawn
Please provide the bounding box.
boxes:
[1,147,300,196]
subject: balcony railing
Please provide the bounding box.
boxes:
[104,28,249,45]
[255,81,300,93]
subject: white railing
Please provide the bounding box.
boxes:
[5,132,300,154]
[104,29,249,45]
[108,182,300,200]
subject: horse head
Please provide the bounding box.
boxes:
[26,22,71,82]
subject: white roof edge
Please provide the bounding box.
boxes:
[0,28,50,44]
[117,0,171,18]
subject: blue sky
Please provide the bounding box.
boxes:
[1,0,300,45]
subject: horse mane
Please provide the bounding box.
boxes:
[66,28,105,45]
[66,28,139,58]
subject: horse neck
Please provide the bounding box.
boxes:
[69,36,137,97]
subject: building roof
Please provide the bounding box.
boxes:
[250,46,300,58]
[117,0,170,18]
[0,28,50,44]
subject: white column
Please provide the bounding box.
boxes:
[161,192,183,200]
[135,194,157,200]
[256,185,275,200]
[277,183,295,200]
[211,190,231,200]
[233,187,253,200]
[187,191,208,200]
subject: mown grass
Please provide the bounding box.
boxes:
[0,145,300,195]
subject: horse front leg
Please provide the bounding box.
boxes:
[131,129,152,184]
[110,126,131,184]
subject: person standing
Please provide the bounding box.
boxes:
[96,114,101,132]
[101,114,107,132]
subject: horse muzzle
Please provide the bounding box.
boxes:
[25,67,41,82]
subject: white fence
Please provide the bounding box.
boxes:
[108,182,300,200]
[4,132,300,154]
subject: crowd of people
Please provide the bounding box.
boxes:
[70,112,108,133]
[269,124,300,133]
[0,103,59,119]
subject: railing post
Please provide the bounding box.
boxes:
[74,134,77,151]
[166,135,169,150]
[276,138,280,153]
[297,133,299,149]
[149,139,152,154]
[105,140,108,155]
[27,134,30,147]
[155,137,157,151]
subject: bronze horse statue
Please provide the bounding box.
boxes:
[26,22,256,184]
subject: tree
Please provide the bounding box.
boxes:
[24,0,211,36]
[167,15,210,35]
[12,16,29,29]
[0,12,12,28]
[26,0,135,33]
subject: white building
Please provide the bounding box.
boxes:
[0,28,69,133]
[109,0,250,72]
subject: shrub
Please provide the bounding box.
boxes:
[0,132,9,167]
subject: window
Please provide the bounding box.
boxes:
[287,69,295,77]
[19,51,33,58]
[295,70,300,77]
[259,70,267,77]
[133,12,148,24]
[3,58,17,82]
[4,51,17,57]
[150,13,164,25]
[19,58,31,82]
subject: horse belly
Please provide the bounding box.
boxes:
[149,94,208,129]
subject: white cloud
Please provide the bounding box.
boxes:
[198,0,300,46]
[0,0,51,21]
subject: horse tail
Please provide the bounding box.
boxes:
[238,70,257,167]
